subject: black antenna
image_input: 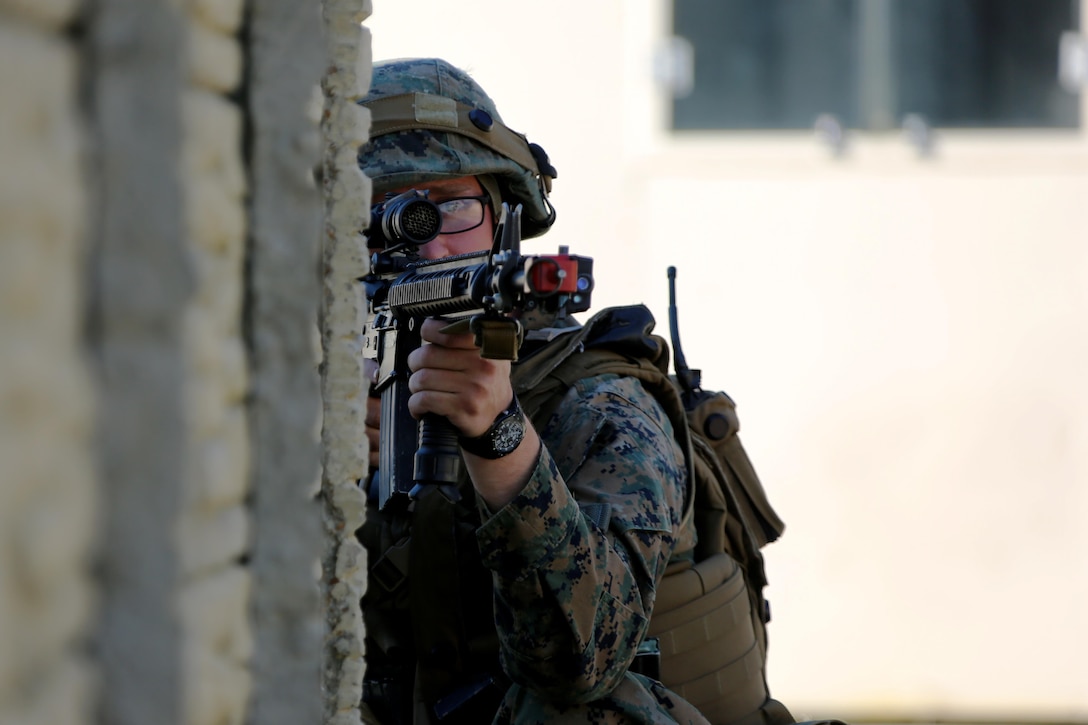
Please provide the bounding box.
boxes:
[668,266,701,398]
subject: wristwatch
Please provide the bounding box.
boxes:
[458,395,526,459]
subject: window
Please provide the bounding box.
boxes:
[670,0,1081,131]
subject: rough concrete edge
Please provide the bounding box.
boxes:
[319,1,372,723]
[0,8,99,725]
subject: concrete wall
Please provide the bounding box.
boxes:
[318,1,372,722]
[0,0,370,723]
[0,2,97,723]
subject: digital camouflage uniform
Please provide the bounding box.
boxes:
[486,350,703,723]
[358,58,707,724]
[360,321,707,724]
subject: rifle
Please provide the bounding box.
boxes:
[362,193,594,511]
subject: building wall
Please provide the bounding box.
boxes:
[317,1,372,722]
[0,2,97,723]
[0,1,371,723]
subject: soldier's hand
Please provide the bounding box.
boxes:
[364,358,380,470]
[408,317,539,510]
[406,317,513,438]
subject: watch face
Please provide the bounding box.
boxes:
[491,416,524,454]
[461,397,526,459]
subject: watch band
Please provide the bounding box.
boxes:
[458,394,525,459]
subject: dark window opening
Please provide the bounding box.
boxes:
[671,0,1081,131]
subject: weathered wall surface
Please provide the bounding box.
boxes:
[0,0,370,723]
[319,1,373,722]
[247,1,328,723]
[91,0,190,718]
[0,2,98,724]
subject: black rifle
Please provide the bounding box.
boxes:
[363,199,593,511]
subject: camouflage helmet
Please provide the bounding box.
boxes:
[359,58,557,238]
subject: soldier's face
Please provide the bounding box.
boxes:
[374,176,495,260]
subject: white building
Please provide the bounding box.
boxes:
[372,2,1088,722]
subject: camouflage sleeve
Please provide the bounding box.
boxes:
[475,373,688,706]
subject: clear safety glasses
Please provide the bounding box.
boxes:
[435,194,490,235]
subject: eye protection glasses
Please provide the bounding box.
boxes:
[434,194,491,234]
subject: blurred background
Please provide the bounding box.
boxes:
[371,1,1088,722]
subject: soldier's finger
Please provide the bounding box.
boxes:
[420,317,479,349]
[363,357,379,383]
[365,396,381,428]
[407,344,481,374]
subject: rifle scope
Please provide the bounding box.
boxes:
[368,189,442,248]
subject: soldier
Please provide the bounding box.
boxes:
[357,57,708,725]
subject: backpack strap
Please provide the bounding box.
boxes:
[513,306,811,725]
[513,304,780,567]
[514,305,664,417]
[512,305,699,548]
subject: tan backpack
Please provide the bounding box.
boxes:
[512,302,797,725]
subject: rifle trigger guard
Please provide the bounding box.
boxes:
[470,317,523,361]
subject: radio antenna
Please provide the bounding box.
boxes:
[668,266,701,399]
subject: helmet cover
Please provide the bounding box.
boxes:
[359,58,556,238]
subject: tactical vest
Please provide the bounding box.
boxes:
[513,305,794,725]
[361,305,840,725]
